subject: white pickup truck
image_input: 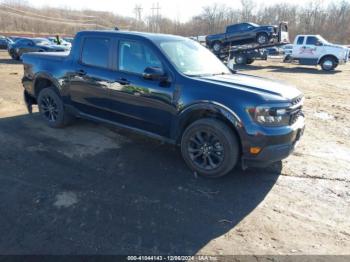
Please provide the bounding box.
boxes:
[284,35,349,71]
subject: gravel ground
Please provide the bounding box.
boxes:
[0,50,349,255]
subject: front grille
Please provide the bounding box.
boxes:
[291,95,303,107]
[288,95,304,125]
[289,110,303,125]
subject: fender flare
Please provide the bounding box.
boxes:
[174,101,244,141]
[317,54,339,64]
[33,72,62,96]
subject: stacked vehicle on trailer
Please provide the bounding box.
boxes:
[205,22,349,71]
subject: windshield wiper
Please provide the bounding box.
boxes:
[185,73,211,77]
[210,71,237,76]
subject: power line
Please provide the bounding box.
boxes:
[0,3,96,23]
[0,9,110,28]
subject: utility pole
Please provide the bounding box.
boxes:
[151,2,161,32]
[134,4,143,30]
[134,5,143,21]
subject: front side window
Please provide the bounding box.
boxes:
[296,37,304,45]
[306,36,318,45]
[33,38,51,46]
[118,40,163,74]
[81,37,110,68]
[159,39,230,76]
[238,24,249,31]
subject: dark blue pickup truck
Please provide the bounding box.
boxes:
[22,30,304,178]
[206,22,287,53]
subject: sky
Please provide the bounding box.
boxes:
[26,0,335,22]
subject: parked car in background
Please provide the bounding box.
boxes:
[206,22,288,53]
[0,37,11,49]
[282,44,293,54]
[48,37,72,49]
[265,47,281,56]
[8,36,26,42]
[8,38,68,60]
[189,35,207,45]
[22,30,305,178]
[285,35,349,71]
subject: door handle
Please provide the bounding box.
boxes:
[117,78,130,85]
[77,69,86,76]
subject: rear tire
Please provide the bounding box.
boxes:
[256,33,269,45]
[246,59,255,65]
[283,54,292,63]
[235,54,247,65]
[37,87,74,128]
[181,118,239,178]
[320,56,337,71]
[10,49,19,60]
[212,41,222,53]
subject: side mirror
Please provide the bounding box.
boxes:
[143,67,167,81]
[315,41,323,46]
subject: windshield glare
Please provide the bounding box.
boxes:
[33,39,50,45]
[159,39,230,76]
[317,35,329,44]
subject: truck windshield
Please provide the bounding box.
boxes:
[159,39,230,76]
[33,38,51,45]
[317,36,330,44]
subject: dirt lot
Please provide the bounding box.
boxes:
[0,50,349,255]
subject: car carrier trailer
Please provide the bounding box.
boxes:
[214,22,289,65]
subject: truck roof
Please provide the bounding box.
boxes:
[296,34,321,37]
[76,30,185,43]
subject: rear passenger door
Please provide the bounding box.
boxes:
[226,25,240,42]
[292,36,305,59]
[69,36,116,117]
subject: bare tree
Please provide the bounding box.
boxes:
[0,0,350,44]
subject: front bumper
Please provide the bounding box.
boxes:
[241,116,305,169]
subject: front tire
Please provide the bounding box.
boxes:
[181,118,239,178]
[37,87,73,128]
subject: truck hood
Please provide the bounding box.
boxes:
[259,25,276,30]
[324,43,347,50]
[197,73,302,101]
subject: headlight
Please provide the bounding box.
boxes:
[248,106,290,127]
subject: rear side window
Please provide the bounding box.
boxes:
[81,37,110,68]
[296,37,304,45]
[18,39,31,45]
[306,36,318,45]
[226,25,238,33]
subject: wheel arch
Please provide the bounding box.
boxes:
[175,102,244,151]
[33,73,61,98]
[318,54,339,65]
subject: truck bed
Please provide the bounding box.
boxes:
[22,51,70,61]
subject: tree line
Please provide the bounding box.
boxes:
[0,0,349,44]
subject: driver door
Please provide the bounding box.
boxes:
[107,39,176,137]
[299,36,323,63]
